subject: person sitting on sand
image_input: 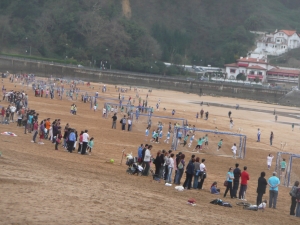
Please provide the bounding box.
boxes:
[211,182,220,194]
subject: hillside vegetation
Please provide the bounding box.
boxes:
[0,0,300,74]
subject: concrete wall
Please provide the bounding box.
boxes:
[0,56,288,103]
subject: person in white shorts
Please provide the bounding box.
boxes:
[164,131,170,144]
[231,143,237,159]
[102,107,106,118]
[188,134,195,148]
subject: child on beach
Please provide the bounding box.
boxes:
[177,130,182,144]
[194,137,203,152]
[159,130,163,140]
[180,134,189,147]
[55,132,62,150]
[188,134,195,148]
[151,130,157,143]
[217,139,223,151]
[86,137,94,154]
[204,134,209,150]
[267,154,274,170]
[145,128,149,141]
[231,143,237,159]
[164,131,170,144]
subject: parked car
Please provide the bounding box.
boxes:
[186,77,195,81]
[77,64,84,68]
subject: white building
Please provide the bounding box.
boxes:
[251,30,300,57]
[225,57,300,83]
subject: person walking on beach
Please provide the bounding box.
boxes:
[275,115,277,122]
[292,123,295,131]
[267,154,274,170]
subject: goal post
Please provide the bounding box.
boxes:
[276,152,300,187]
[132,114,186,134]
[171,126,247,159]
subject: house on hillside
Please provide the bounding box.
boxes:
[225,57,300,84]
[251,30,300,57]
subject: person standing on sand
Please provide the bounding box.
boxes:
[172,109,175,116]
[292,123,295,131]
[257,128,261,142]
[205,111,209,120]
[224,167,234,198]
[81,130,89,155]
[232,163,241,198]
[228,111,232,118]
[142,145,152,176]
[121,115,126,131]
[111,113,117,129]
[268,172,280,209]
[270,132,274,146]
[239,166,249,201]
[275,115,277,122]
[200,109,204,119]
[256,172,268,206]
[67,129,76,153]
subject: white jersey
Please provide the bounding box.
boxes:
[267,156,274,165]
[231,146,237,154]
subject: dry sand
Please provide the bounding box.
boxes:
[0,79,299,224]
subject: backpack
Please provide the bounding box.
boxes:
[178,161,183,169]
[296,188,300,200]
[289,186,297,197]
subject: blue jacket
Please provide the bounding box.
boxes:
[138,147,143,158]
[211,186,219,194]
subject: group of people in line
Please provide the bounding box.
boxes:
[137,145,208,189]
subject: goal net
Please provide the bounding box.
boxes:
[276,152,300,187]
[171,126,247,159]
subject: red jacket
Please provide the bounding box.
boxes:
[241,171,249,185]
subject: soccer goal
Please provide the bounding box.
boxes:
[104,102,152,118]
[171,126,247,159]
[275,152,300,187]
[133,114,186,134]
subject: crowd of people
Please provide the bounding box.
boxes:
[2,76,300,218]
[134,146,300,215]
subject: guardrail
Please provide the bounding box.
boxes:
[0,54,290,92]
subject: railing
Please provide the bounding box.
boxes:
[0,54,291,92]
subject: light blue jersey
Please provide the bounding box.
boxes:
[178,131,182,138]
[145,129,149,136]
[159,131,163,138]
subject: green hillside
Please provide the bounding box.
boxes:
[0,0,300,74]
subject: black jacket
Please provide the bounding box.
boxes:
[233,168,241,181]
[257,177,268,194]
